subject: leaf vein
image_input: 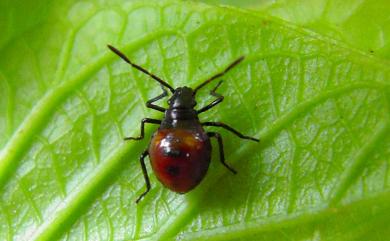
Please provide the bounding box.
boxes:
[153,83,388,240]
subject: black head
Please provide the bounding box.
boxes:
[168,87,196,109]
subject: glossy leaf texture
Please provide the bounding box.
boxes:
[199,0,390,60]
[0,1,389,240]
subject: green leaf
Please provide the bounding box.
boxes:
[0,1,389,240]
[199,0,390,60]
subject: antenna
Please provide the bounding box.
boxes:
[107,45,175,93]
[193,56,244,94]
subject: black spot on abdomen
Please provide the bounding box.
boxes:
[166,165,180,177]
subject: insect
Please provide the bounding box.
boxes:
[108,45,259,203]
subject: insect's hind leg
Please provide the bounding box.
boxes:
[124,118,161,140]
[207,132,237,174]
[136,150,151,204]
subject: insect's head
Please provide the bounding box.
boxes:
[168,86,197,109]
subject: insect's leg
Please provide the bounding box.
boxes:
[146,85,168,112]
[136,149,151,204]
[197,80,224,114]
[207,132,237,174]
[124,118,161,140]
[202,122,259,142]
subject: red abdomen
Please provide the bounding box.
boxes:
[148,128,211,193]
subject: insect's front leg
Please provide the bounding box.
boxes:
[124,118,161,140]
[207,132,237,174]
[197,80,224,114]
[146,85,168,112]
[136,149,151,204]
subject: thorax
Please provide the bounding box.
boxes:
[160,108,200,130]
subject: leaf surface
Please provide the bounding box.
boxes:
[200,0,390,60]
[0,1,389,241]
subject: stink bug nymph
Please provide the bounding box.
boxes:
[108,45,259,203]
